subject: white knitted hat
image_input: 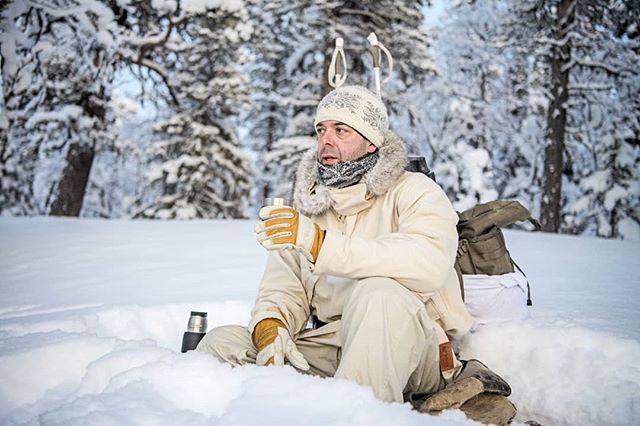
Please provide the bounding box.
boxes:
[314,85,389,147]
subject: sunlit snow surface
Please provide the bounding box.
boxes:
[1,217,638,425]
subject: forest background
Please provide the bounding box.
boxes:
[1,0,638,239]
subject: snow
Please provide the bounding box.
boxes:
[181,0,245,14]
[0,218,638,425]
[0,0,28,77]
[582,170,609,192]
[151,0,178,14]
[110,90,139,119]
[223,27,240,44]
[461,148,499,204]
[604,184,627,210]
[618,217,640,241]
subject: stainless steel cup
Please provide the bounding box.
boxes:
[263,197,292,208]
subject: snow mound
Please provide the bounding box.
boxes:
[1,217,639,425]
[459,322,640,425]
[1,303,472,426]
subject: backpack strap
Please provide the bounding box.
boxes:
[528,217,542,231]
[511,259,532,306]
[454,238,472,301]
[454,259,465,301]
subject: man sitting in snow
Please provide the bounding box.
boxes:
[198,85,515,423]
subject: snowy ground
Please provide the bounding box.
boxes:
[1,217,638,425]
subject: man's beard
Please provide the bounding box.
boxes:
[316,151,379,189]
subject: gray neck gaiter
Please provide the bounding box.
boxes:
[317,151,379,189]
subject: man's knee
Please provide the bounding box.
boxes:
[342,276,436,343]
[196,325,255,365]
[346,277,423,314]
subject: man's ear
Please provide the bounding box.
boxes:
[367,143,377,154]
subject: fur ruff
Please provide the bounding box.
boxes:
[294,130,408,216]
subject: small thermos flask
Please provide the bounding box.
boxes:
[181,311,208,353]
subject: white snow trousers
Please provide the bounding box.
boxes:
[197,277,445,403]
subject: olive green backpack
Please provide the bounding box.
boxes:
[406,158,540,305]
[454,200,541,304]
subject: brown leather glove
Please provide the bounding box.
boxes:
[251,318,309,370]
[252,318,285,365]
[256,206,325,263]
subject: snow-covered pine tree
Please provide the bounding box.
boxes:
[420,1,546,211]
[81,0,187,219]
[243,0,296,203]
[244,0,337,204]
[81,90,147,218]
[424,0,638,238]
[506,0,640,236]
[422,3,501,209]
[0,0,118,216]
[134,0,253,219]
[561,3,640,239]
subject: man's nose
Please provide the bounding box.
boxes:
[319,130,335,146]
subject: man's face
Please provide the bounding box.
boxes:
[315,121,377,166]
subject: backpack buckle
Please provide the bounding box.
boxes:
[457,239,469,257]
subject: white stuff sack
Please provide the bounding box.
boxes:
[463,271,530,324]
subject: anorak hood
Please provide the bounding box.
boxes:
[293,130,408,216]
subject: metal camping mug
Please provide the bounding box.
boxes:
[181,311,208,353]
[263,197,292,208]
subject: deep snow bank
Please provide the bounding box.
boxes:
[1,217,638,425]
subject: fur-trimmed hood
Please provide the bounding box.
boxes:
[293,130,408,216]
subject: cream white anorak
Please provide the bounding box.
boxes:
[248,131,473,345]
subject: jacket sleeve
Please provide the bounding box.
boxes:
[313,175,459,294]
[248,248,312,337]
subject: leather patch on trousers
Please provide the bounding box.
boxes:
[439,342,454,371]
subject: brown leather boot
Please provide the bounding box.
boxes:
[459,393,517,426]
[418,359,512,412]
[416,359,518,425]
[419,377,484,411]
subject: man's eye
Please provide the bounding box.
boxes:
[316,128,325,134]
[336,127,347,134]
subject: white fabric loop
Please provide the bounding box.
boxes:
[378,42,393,84]
[328,37,347,89]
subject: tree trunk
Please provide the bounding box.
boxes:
[540,0,574,233]
[48,143,95,216]
[262,56,284,201]
[262,103,277,201]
